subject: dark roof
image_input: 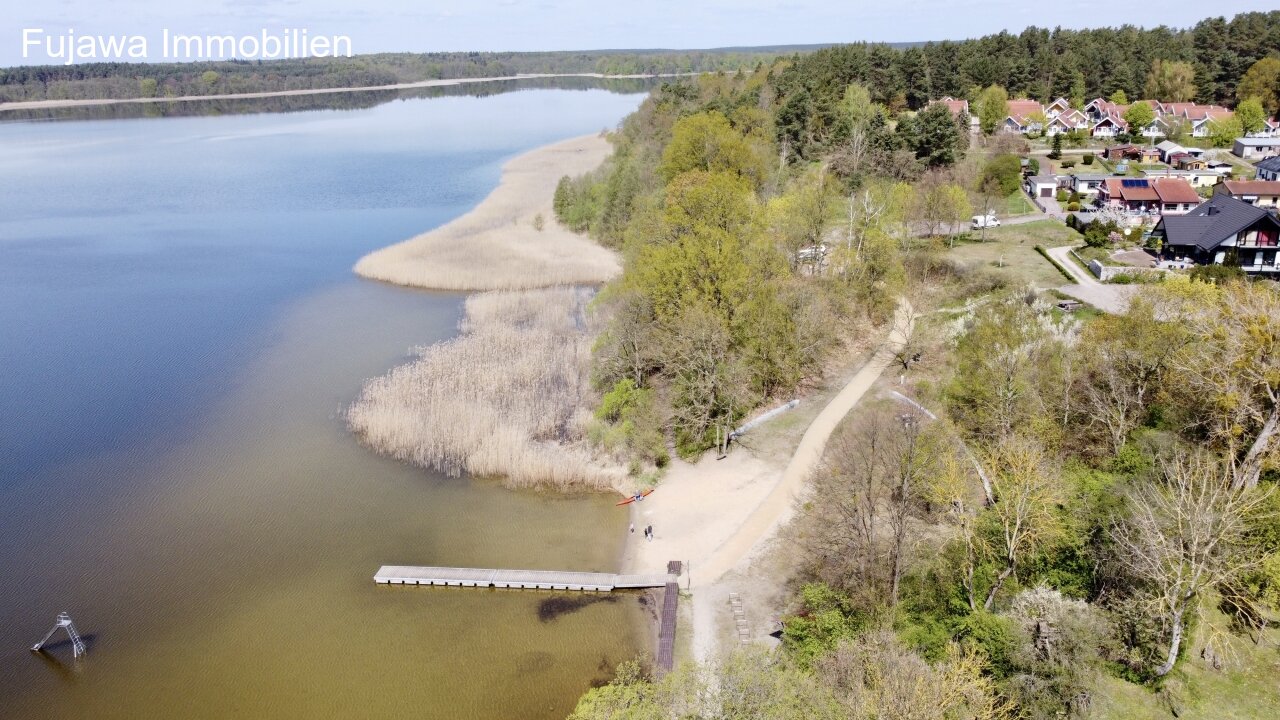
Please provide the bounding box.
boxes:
[1155,194,1280,251]
[1258,156,1280,174]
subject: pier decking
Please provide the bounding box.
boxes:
[373,565,674,591]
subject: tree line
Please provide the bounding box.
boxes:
[0,49,789,103]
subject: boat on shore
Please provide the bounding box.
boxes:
[615,489,654,506]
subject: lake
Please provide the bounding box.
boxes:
[0,84,647,719]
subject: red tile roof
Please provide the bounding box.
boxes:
[1152,178,1201,204]
[1222,180,1280,196]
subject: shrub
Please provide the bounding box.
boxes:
[1067,202,1081,211]
[1082,153,1094,165]
[1189,263,1245,285]
[1056,188,1069,202]
[1061,160,1076,169]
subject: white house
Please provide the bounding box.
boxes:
[1234,137,1280,160]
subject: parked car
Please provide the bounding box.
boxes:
[970,214,1001,229]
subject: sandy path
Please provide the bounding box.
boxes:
[623,299,914,662]
[354,134,621,291]
[0,73,685,112]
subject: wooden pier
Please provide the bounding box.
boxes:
[373,565,674,591]
[656,561,682,673]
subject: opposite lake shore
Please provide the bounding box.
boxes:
[0,72,684,112]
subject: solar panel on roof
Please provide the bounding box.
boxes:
[1121,179,1149,188]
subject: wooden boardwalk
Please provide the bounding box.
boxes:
[656,561,682,673]
[373,566,674,591]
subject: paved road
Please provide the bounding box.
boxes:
[1044,244,1134,314]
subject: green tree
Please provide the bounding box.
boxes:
[138,77,158,98]
[1238,57,1280,116]
[1108,89,1128,105]
[1237,96,1267,135]
[840,82,876,132]
[900,103,965,167]
[1206,115,1244,148]
[1049,132,1063,160]
[1144,59,1196,102]
[980,153,1022,197]
[1069,71,1087,109]
[1122,101,1156,141]
[976,85,1009,135]
[200,70,220,88]
[658,111,767,189]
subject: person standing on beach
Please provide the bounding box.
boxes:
[630,523,635,534]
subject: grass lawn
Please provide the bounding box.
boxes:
[1093,606,1280,720]
[948,219,1083,288]
[1005,191,1036,216]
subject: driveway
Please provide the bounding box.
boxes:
[1044,244,1134,314]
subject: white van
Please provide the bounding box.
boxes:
[970,214,1001,229]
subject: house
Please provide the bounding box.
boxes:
[1152,194,1280,273]
[1104,144,1161,163]
[1067,173,1110,198]
[1256,156,1280,182]
[1156,141,1206,163]
[1183,105,1233,138]
[1137,116,1169,140]
[1046,109,1088,136]
[1084,98,1127,123]
[1206,160,1235,176]
[1002,99,1046,134]
[1214,180,1280,210]
[1140,167,1221,189]
[1044,97,1072,119]
[1169,152,1207,171]
[1234,137,1280,159]
[1245,118,1280,138]
[1024,175,1059,199]
[1091,114,1127,138]
[1098,177,1199,219]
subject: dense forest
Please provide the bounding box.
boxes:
[0,47,814,103]
[550,12,1280,720]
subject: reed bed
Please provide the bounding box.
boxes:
[353,135,621,291]
[348,287,623,490]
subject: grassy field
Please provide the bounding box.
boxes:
[948,219,1083,288]
[1093,606,1280,720]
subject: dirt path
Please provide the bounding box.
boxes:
[624,299,914,663]
[1045,244,1134,314]
[0,72,688,112]
[694,299,914,584]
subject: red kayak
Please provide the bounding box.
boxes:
[615,489,654,506]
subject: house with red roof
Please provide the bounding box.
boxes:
[1000,99,1046,134]
[1098,177,1200,220]
[1214,180,1280,211]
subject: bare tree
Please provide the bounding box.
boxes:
[1109,451,1272,676]
[797,406,936,608]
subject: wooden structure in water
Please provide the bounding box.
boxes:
[374,565,673,591]
[375,562,685,672]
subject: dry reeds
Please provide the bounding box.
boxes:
[348,287,624,490]
[353,135,621,291]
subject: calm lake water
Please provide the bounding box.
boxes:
[0,86,646,719]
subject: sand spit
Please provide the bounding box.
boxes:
[353,134,621,291]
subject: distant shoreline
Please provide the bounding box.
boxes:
[0,72,684,112]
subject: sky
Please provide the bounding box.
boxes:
[4,0,1272,66]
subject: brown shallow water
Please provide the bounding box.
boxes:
[1,280,643,719]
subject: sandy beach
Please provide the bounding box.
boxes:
[353,134,621,291]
